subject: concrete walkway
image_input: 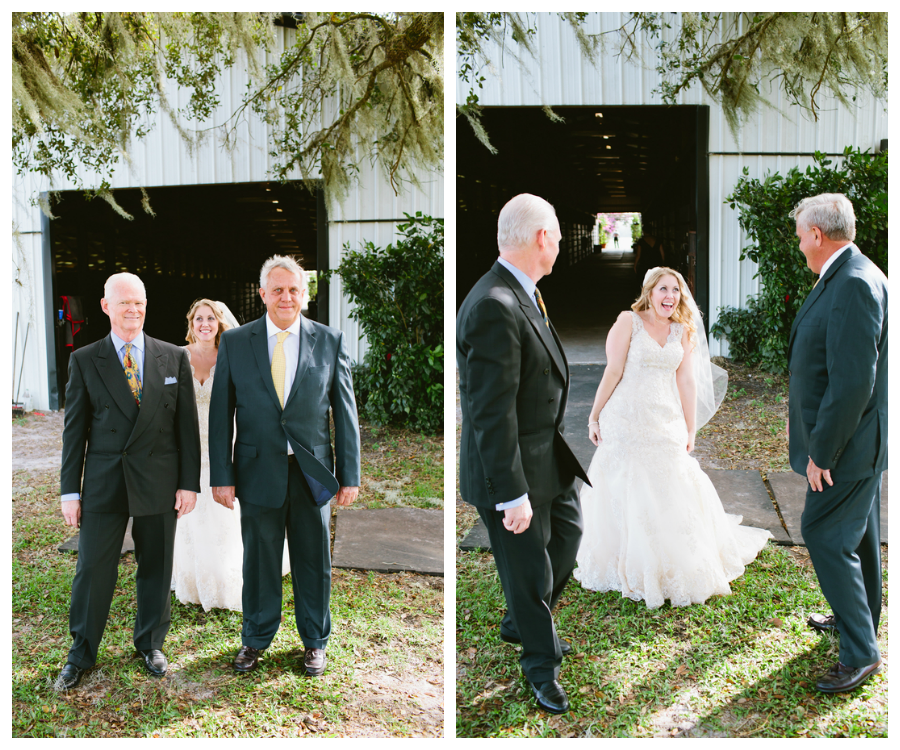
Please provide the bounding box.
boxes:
[61,507,445,577]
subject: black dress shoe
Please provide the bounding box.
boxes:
[500,632,573,656]
[138,649,168,677]
[808,613,837,632]
[529,679,570,714]
[54,663,87,691]
[233,645,262,673]
[815,660,882,693]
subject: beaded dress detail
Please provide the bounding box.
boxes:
[573,312,771,608]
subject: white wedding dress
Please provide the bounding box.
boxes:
[172,349,290,611]
[573,311,771,608]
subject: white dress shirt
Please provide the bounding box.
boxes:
[819,243,853,280]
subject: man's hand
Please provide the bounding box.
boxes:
[335,486,359,506]
[807,457,834,492]
[61,499,81,527]
[503,499,533,534]
[174,489,197,519]
[213,486,236,510]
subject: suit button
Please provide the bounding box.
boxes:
[105,404,109,409]
[159,428,164,433]
[111,429,116,433]
[122,451,127,456]
[544,368,550,375]
[548,397,555,403]
[149,451,153,457]
[281,419,287,425]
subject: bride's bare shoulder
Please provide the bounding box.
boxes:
[613,310,638,330]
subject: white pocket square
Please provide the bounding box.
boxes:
[165,376,178,384]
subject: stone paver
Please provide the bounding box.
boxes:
[705,469,790,543]
[60,517,134,555]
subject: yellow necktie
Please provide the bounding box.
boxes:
[123,343,141,406]
[271,331,289,407]
[534,288,550,328]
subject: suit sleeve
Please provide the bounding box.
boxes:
[810,276,885,469]
[208,332,237,487]
[60,354,90,496]
[460,297,529,501]
[330,331,361,487]
[175,348,201,492]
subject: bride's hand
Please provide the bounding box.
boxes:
[589,422,601,446]
[686,432,695,453]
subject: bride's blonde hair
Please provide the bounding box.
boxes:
[632,267,697,344]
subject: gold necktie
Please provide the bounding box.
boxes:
[271,330,289,407]
[123,343,141,406]
[534,288,549,328]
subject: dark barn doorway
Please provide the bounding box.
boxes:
[47,181,326,408]
[457,105,709,361]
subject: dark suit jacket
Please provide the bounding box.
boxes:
[60,333,201,516]
[457,261,589,509]
[788,246,888,480]
[208,313,361,508]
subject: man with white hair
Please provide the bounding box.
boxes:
[209,255,360,678]
[788,192,887,692]
[56,272,200,690]
[457,193,589,713]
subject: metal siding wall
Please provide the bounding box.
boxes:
[13,28,443,409]
[458,13,888,357]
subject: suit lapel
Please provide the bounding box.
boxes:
[285,315,316,409]
[493,263,567,379]
[95,335,140,422]
[788,246,857,356]
[128,335,165,445]
[251,315,284,411]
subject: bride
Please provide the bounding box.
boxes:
[574,267,771,608]
[172,299,289,611]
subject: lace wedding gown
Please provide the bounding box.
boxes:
[573,312,771,608]
[172,350,290,611]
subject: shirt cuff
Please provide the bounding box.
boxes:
[61,493,80,503]
[495,494,528,511]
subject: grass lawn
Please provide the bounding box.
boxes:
[12,415,443,738]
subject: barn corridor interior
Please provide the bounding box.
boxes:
[457,105,708,363]
[47,181,323,405]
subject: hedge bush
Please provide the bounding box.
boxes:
[711,147,887,372]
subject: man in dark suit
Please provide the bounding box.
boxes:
[457,193,589,714]
[787,193,887,693]
[56,273,200,690]
[209,255,360,677]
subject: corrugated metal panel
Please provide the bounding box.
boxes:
[459,12,888,357]
[13,27,444,409]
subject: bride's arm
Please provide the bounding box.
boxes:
[587,311,632,446]
[675,326,697,451]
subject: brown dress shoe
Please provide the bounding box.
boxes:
[304,648,327,677]
[815,660,882,693]
[233,645,262,673]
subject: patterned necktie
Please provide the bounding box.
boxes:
[534,288,550,328]
[123,343,142,406]
[271,330,290,407]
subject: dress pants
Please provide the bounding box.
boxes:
[239,458,332,650]
[801,472,883,667]
[67,510,176,668]
[477,481,582,683]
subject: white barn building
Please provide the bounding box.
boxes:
[13,25,443,412]
[455,13,886,356]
